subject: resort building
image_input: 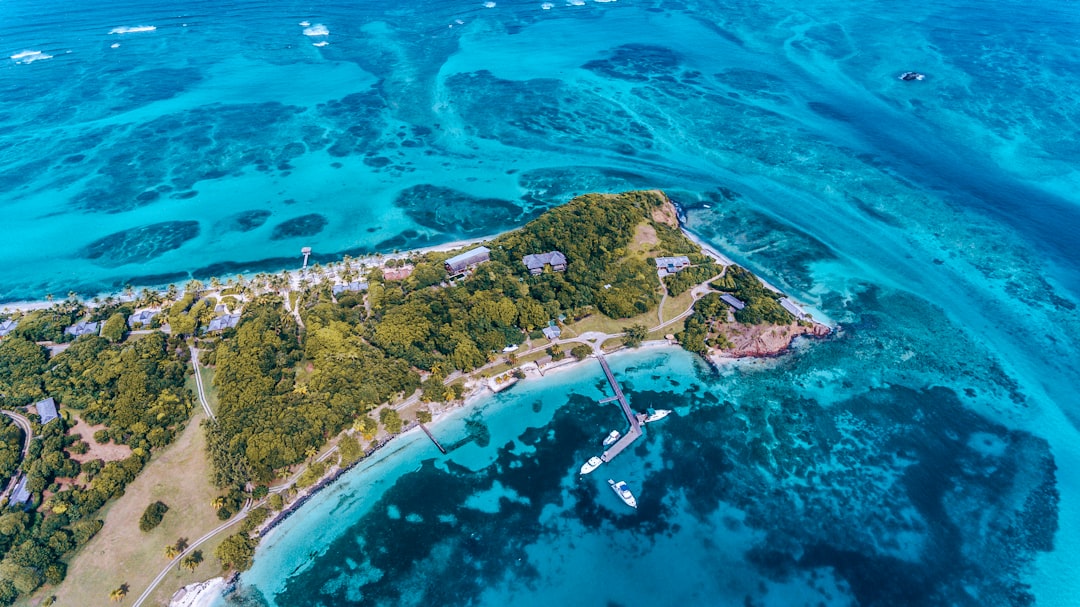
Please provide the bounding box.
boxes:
[127,309,159,328]
[522,251,567,275]
[779,297,808,320]
[9,476,31,507]
[382,265,414,281]
[444,246,491,275]
[0,319,17,337]
[35,397,58,425]
[720,294,746,311]
[65,321,100,337]
[542,325,562,340]
[655,256,691,276]
[332,281,369,296]
[207,313,241,332]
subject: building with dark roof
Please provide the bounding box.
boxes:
[655,256,691,276]
[207,313,241,332]
[332,281,369,296]
[36,397,58,425]
[65,321,100,337]
[9,476,31,506]
[0,319,17,337]
[720,294,746,311]
[522,251,567,276]
[128,309,160,328]
[444,246,491,275]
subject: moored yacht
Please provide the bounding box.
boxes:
[608,479,637,508]
[602,430,621,446]
[580,456,602,475]
[643,409,671,423]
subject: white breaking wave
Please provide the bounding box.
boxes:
[110,43,120,48]
[10,50,53,64]
[567,0,585,5]
[541,2,554,8]
[303,24,329,36]
[109,25,157,34]
[483,1,496,7]
[299,21,310,26]
[312,41,328,47]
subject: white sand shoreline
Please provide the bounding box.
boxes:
[169,577,226,607]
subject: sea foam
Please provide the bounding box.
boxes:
[299,21,311,27]
[483,1,496,7]
[541,2,554,9]
[303,24,329,36]
[567,0,585,5]
[109,25,157,34]
[312,41,329,47]
[10,50,53,64]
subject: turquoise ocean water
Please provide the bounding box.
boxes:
[4,0,1079,604]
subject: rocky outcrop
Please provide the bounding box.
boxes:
[712,321,831,359]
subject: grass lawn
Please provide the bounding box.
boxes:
[660,290,696,324]
[564,307,656,337]
[39,410,224,607]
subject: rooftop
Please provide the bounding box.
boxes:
[523,251,567,272]
[127,309,159,327]
[9,476,31,506]
[720,293,746,311]
[36,397,58,425]
[207,313,241,332]
[65,321,100,337]
[332,281,369,295]
[445,246,491,267]
[0,319,16,337]
[542,325,562,340]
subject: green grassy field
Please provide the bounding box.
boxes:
[37,409,224,607]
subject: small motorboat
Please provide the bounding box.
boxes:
[643,409,671,423]
[580,456,602,475]
[608,479,637,508]
[898,71,925,81]
[602,430,621,446]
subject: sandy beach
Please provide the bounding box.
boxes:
[169,577,226,607]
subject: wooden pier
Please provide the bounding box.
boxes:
[418,422,447,454]
[595,353,644,463]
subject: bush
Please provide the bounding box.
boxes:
[138,501,169,532]
[93,430,110,444]
[570,345,592,359]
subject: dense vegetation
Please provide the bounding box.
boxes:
[207,191,693,489]
[0,418,23,493]
[0,331,192,604]
[138,501,169,532]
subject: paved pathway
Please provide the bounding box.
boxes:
[189,346,215,422]
[0,410,32,500]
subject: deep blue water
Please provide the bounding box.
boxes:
[4,0,1079,605]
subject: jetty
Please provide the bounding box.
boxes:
[418,422,447,454]
[595,353,645,463]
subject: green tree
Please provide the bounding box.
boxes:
[101,312,128,343]
[570,344,592,359]
[181,550,204,572]
[415,409,433,424]
[138,501,169,532]
[379,408,403,434]
[624,324,648,348]
[109,584,128,602]
[215,533,257,571]
[338,434,363,465]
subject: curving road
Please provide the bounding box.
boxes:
[0,410,32,500]
[1,409,32,459]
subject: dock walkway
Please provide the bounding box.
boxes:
[596,353,644,463]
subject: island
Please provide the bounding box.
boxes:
[0,190,829,607]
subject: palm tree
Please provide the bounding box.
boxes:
[211,496,225,511]
[305,446,318,460]
[164,544,180,560]
[109,584,129,602]
[181,550,204,572]
[175,537,189,552]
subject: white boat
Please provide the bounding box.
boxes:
[580,456,602,475]
[643,409,671,423]
[602,430,621,446]
[608,479,637,508]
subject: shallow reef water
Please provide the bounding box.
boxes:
[3,0,1079,604]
